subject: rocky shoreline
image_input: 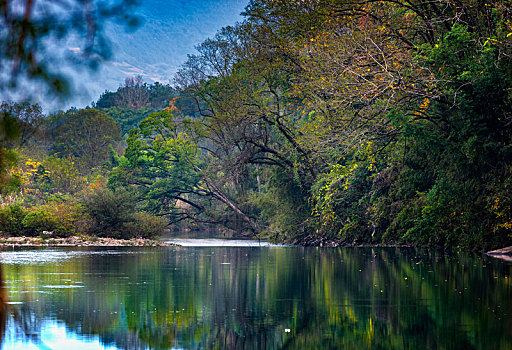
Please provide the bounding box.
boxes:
[1,235,510,261]
[293,235,348,247]
[294,236,512,261]
[293,234,411,248]
[0,236,177,247]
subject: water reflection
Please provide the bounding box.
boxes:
[162,238,287,247]
[0,247,510,349]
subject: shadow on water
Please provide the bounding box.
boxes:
[0,247,510,349]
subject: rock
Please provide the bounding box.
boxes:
[487,246,512,255]
[486,246,512,262]
[0,235,178,247]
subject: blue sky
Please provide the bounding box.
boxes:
[61,0,248,110]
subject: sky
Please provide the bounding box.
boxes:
[58,0,248,111]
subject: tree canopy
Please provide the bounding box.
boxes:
[157,0,512,247]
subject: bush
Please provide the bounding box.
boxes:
[124,212,166,239]
[22,208,57,236]
[54,202,89,236]
[0,186,165,239]
[1,202,83,238]
[81,186,165,239]
[81,187,136,238]
[39,202,85,237]
[0,203,27,236]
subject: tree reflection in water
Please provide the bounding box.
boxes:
[0,247,510,349]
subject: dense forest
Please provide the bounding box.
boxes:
[1,0,512,250]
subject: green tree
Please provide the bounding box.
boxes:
[50,108,122,170]
[0,103,23,196]
[0,102,45,148]
[37,156,84,195]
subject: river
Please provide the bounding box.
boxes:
[0,241,510,349]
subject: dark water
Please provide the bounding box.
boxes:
[0,245,511,349]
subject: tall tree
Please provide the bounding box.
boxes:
[115,76,150,110]
[51,108,122,170]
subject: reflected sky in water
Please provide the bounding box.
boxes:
[0,250,142,265]
[4,322,117,350]
[0,246,510,349]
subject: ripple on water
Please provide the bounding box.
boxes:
[0,250,144,265]
[42,285,85,289]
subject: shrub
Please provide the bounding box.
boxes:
[0,203,27,236]
[61,203,88,236]
[8,202,83,238]
[81,186,166,239]
[41,202,86,237]
[22,209,56,236]
[81,187,136,238]
[124,212,166,239]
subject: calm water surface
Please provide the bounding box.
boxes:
[0,243,510,349]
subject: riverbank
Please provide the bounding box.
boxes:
[0,236,177,247]
[292,234,411,248]
[293,235,512,263]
